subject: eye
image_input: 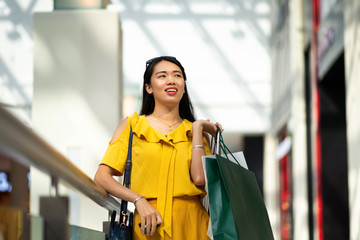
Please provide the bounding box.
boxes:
[158,74,166,78]
[174,74,183,78]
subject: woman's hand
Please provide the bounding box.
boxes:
[135,198,163,236]
[94,165,162,236]
[193,119,223,137]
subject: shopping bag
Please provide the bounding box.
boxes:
[205,155,238,240]
[202,131,247,239]
[204,128,274,240]
[203,153,247,239]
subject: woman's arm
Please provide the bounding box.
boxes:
[94,165,162,236]
[190,120,222,186]
[94,164,141,202]
[94,119,162,236]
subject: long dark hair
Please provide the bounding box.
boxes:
[140,56,196,122]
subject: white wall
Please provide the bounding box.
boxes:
[32,10,122,231]
[344,0,360,239]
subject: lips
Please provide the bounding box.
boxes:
[165,87,178,95]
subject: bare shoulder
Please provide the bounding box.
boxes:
[110,117,129,144]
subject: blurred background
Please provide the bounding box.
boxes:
[0,0,359,239]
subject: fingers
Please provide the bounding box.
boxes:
[140,215,155,236]
[137,199,163,236]
[140,218,146,235]
[141,214,162,236]
[149,213,158,236]
[215,122,224,132]
[206,120,224,136]
[193,119,224,137]
[156,214,163,225]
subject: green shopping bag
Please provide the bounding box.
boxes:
[205,128,274,240]
[206,155,239,240]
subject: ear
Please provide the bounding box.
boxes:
[145,84,153,94]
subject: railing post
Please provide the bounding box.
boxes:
[40,177,69,240]
[102,210,113,238]
[40,196,69,240]
[50,176,59,197]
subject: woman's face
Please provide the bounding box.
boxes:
[146,60,185,106]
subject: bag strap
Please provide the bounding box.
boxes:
[107,210,117,238]
[216,126,241,166]
[123,126,133,188]
[120,126,133,225]
[210,127,221,155]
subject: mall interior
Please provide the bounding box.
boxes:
[0,0,359,239]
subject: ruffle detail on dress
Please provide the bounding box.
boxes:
[128,112,193,144]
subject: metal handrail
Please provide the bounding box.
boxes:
[0,105,121,213]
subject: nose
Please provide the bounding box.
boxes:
[166,76,175,85]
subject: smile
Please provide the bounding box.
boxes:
[165,88,178,95]
[165,89,177,93]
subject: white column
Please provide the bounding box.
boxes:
[32,10,122,231]
[263,133,281,240]
[289,0,309,239]
[344,0,360,239]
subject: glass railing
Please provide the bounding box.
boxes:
[0,105,119,239]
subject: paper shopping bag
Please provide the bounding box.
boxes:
[204,127,274,240]
[205,154,238,240]
[215,153,274,240]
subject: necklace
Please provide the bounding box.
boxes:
[153,115,182,131]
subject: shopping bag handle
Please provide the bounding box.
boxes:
[216,126,241,166]
[210,129,218,155]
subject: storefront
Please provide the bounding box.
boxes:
[267,0,356,239]
[312,1,349,239]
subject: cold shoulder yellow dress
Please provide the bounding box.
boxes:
[100,113,211,240]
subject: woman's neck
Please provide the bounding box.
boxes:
[147,107,183,133]
[151,107,182,122]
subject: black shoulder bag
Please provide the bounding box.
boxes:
[107,127,134,240]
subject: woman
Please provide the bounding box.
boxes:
[94,56,222,239]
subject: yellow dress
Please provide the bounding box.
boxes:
[100,112,211,240]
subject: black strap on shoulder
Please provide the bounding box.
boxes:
[120,126,133,224]
[124,126,133,188]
